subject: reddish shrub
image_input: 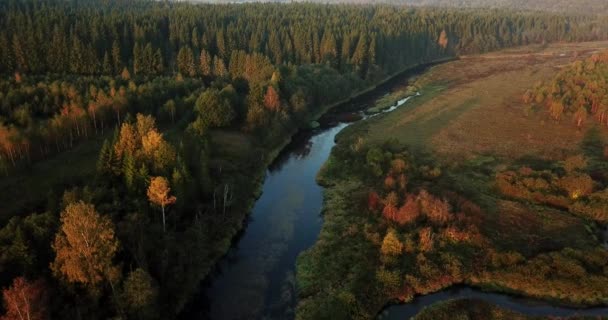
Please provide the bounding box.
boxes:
[368,191,380,212]
[383,204,399,221]
[417,190,451,225]
[394,195,420,225]
[384,175,396,190]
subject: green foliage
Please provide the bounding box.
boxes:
[0,212,58,284]
[122,268,159,318]
[193,88,236,129]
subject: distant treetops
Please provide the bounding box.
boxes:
[2,0,608,77]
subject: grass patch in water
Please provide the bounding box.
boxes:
[365,85,419,114]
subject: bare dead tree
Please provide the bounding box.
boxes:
[222,183,233,216]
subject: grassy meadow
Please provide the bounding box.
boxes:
[296,42,608,319]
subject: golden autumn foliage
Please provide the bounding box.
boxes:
[381,229,403,257]
[51,201,120,290]
[1,277,48,320]
[526,50,608,127]
[114,114,175,171]
[442,226,472,243]
[141,130,163,158]
[147,176,176,209]
[558,173,594,199]
[147,176,176,232]
[115,123,138,158]
[418,227,434,252]
[135,114,156,138]
[384,191,399,207]
[417,190,451,225]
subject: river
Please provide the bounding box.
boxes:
[183,63,608,320]
[381,286,608,319]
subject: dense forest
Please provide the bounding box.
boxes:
[285,0,608,15]
[2,0,608,170]
[2,0,608,319]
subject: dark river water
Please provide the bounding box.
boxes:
[381,286,608,319]
[183,63,608,319]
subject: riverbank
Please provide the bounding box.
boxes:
[180,57,456,317]
[296,43,608,320]
[206,56,458,267]
[385,287,608,319]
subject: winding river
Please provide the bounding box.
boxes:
[185,64,608,320]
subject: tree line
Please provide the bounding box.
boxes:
[2,0,607,77]
[2,0,608,172]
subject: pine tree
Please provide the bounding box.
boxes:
[112,40,122,73]
[49,27,67,73]
[143,43,154,75]
[199,49,212,77]
[352,33,369,76]
[97,139,112,175]
[153,49,164,74]
[103,51,112,75]
[177,46,196,77]
[133,43,142,75]
[320,31,338,67]
[123,152,136,193]
[212,55,227,77]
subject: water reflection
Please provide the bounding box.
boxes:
[203,124,347,319]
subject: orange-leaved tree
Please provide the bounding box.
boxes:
[263,86,281,112]
[51,201,120,294]
[147,176,176,233]
[1,277,48,320]
[438,30,449,49]
[395,195,420,226]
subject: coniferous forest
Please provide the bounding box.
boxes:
[1,0,608,319]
